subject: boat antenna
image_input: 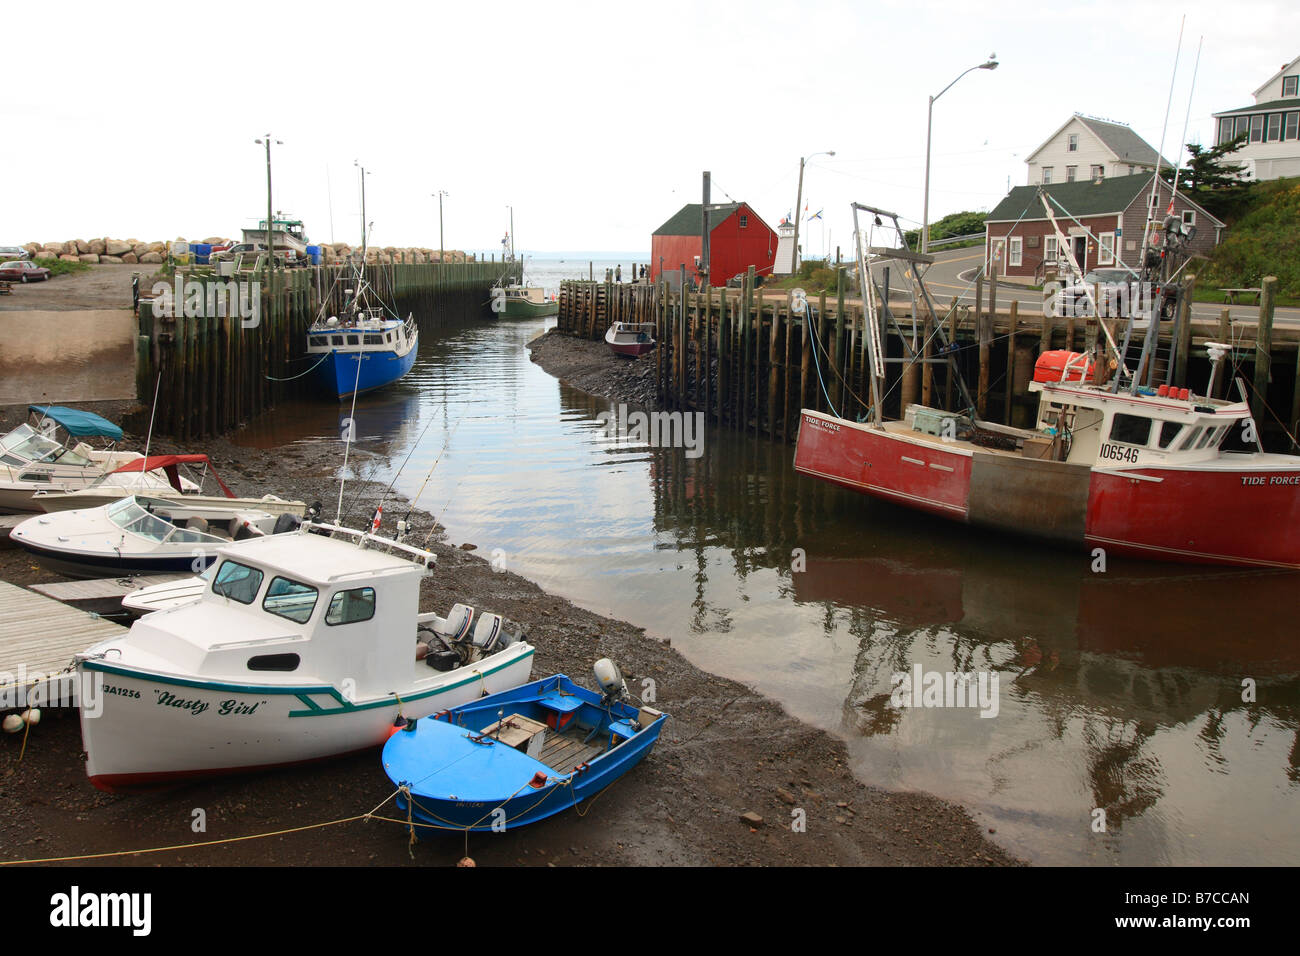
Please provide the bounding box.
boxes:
[142,371,161,463]
[1139,15,1185,259]
[1168,35,1203,204]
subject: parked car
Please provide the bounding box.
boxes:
[1050,267,1176,321]
[0,246,30,262]
[0,260,51,282]
[210,242,297,267]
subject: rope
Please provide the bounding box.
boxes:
[0,789,405,866]
[265,349,330,382]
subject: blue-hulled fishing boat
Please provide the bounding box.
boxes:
[382,661,667,833]
[305,278,418,401]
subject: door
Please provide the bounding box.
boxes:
[1072,236,1088,272]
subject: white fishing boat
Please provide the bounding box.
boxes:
[9,494,302,578]
[75,523,535,790]
[0,406,147,514]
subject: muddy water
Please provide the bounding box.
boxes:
[237,316,1300,866]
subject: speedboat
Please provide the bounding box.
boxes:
[0,406,144,513]
[75,522,535,790]
[29,454,293,513]
[9,494,304,577]
[604,321,656,357]
[382,660,666,833]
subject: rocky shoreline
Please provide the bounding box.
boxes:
[0,396,1019,867]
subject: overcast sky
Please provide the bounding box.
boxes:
[5,0,1296,257]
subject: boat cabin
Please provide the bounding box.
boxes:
[306,312,416,356]
[122,528,435,698]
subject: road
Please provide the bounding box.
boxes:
[913,244,1300,328]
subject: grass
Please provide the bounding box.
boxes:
[32,256,93,278]
[1197,177,1300,299]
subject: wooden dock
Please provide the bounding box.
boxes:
[0,514,25,550]
[29,574,189,617]
[557,272,1300,448]
[0,580,125,709]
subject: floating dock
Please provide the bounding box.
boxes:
[0,580,125,709]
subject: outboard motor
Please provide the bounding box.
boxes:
[593,658,629,705]
[272,512,303,535]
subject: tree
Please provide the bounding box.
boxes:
[1176,133,1253,220]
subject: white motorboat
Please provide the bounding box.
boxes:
[0,406,146,514]
[75,522,535,790]
[9,494,301,578]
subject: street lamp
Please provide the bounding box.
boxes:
[792,150,834,273]
[922,55,997,254]
[432,191,448,262]
[254,135,281,305]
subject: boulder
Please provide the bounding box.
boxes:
[74,239,89,254]
[100,255,124,265]
[89,239,106,255]
[147,241,164,254]
[132,242,150,257]
[121,252,139,264]
[44,242,67,256]
[79,254,100,264]
[39,249,63,260]
[104,239,132,257]
[59,254,80,262]
[23,242,40,256]
[202,236,224,245]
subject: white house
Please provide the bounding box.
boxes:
[1211,54,1300,182]
[1025,115,1171,186]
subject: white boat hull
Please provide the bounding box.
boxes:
[77,642,535,790]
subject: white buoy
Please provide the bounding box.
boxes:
[2,713,24,734]
[21,708,40,727]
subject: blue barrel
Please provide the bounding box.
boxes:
[306,244,322,265]
[190,243,213,265]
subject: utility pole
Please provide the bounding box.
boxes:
[255,134,281,316]
[433,191,448,262]
[792,150,834,273]
[701,171,711,287]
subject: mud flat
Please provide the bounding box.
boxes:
[0,400,1018,867]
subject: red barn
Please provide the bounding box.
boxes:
[650,202,778,287]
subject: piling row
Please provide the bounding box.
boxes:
[557,272,1300,448]
[135,260,519,440]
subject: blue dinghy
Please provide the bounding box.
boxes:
[383,662,666,833]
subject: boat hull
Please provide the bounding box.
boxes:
[793,409,1300,569]
[76,643,535,790]
[385,674,666,832]
[500,299,558,318]
[313,339,418,401]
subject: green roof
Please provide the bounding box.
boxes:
[653,203,741,236]
[1212,98,1300,117]
[986,174,1155,222]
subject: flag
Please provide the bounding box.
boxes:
[807,209,823,222]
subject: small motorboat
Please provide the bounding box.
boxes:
[604,321,656,358]
[382,660,667,833]
[75,521,536,790]
[0,406,145,514]
[9,494,305,577]
[30,454,296,514]
[491,283,558,319]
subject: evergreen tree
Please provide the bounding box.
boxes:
[1177,134,1253,220]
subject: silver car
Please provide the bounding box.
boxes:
[0,246,29,262]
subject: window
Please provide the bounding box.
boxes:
[1066,165,1077,182]
[1218,118,1234,145]
[1091,165,1105,180]
[326,587,376,626]
[1068,133,1079,151]
[1042,166,1053,184]
[331,336,344,346]
[1178,426,1204,450]
[346,335,359,345]
[1098,233,1115,265]
[1128,165,1135,175]
[1267,113,1283,141]
[363,335,382,345]
[1182,210,1196,228]
[1250,115,1264,142]
[263,576,318,624]
[1288,112,1299,140]
[739,215,748,229]
[1158,421,1183,448]
[1044,235,1057,263]
[1009,237,1022,267]
[1110,414,1152,446]
[212,560,264,605]
[1284,75,1298,97]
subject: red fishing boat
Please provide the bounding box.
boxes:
[793,201,1300,570]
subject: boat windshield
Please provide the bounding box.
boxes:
[212,559,265,604]
[0,425,91,466]
[263,576,318,624]
[106,498,222,544]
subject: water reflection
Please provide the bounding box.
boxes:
[236,316,1300,865]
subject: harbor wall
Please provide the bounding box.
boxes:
[556,271,1300,450]
[134,260,520,439]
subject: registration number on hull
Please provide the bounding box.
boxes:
[1098,442,1139,464]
